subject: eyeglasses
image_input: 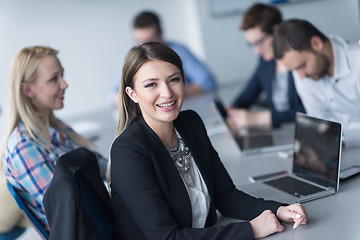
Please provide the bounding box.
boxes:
[247,35,270,48]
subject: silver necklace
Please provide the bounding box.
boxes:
[166,133,196,188]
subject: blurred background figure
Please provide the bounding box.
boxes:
[273,19,360,148]
[227,3,305,131]
[1,46,108,232]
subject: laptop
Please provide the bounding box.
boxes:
[213,97,293,155]
[238,113,343,204]
[339,148,360,179]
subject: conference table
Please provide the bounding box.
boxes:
[207,114,360,240]
[70,83,360,240]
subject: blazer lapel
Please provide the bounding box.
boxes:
[173,117,214,200]
[138,118,193,226]
[174,114,219,226]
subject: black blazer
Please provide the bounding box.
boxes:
[43,147,114,240]
[232,58,305,128]
[111,110,283,240]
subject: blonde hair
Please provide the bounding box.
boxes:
[1,46,93,165]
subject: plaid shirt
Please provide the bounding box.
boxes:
[3,120,108,231]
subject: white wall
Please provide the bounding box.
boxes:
[0,0,205,136]
[0,0,359,137]
[197,0,360,85]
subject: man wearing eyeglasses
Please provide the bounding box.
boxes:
[226,3,305,131]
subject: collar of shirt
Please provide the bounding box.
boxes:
[328,34,351,83]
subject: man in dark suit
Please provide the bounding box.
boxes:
[227,3,305,130]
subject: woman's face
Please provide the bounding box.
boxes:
[244,27,274,61]
[22,55,68,116]
[126,60,184,129]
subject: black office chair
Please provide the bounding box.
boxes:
[6,182,49,240]
[43,147,114,240]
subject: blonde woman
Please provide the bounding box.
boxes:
[1,46,107,232]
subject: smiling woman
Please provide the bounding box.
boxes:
[125,60,184,138]
[21,55,68,117]
[109,42,308,240]
[0,46,108,234]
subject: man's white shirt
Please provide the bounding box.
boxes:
[293,35,360,147]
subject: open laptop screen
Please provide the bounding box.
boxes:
[293,113,342,189]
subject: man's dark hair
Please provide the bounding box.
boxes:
[241,3,282,35]
[133,11,162,34]
[273,19,328,59]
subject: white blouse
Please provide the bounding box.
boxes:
[186,157,210,228]
[169,129,210,228]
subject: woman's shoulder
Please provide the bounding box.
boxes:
[112,120,149,147]
[7,123,31,147]
[174,110,208,138]
[110,120,162,162]
[5,123,38,158]
[176,110,204,127]
[177,109,201,120]
[55,118,73,132]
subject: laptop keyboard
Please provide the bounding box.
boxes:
[264,176,326,197]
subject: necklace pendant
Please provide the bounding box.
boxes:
[166,131,197,188]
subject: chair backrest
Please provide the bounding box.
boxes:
[74,172,113,240]
[0,226,26,240]
[43,147,114,240]
[6,182,49,240]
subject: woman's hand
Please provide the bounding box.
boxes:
[276,203,308,229]
[250,210,284,239]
